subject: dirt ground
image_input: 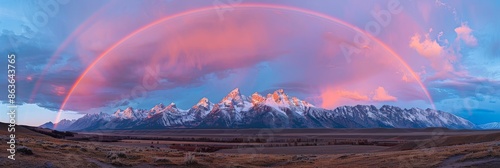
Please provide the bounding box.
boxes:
[1,124,499,167]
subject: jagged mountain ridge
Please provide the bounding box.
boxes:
[42,88,476,130]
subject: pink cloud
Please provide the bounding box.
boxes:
[455,23,477,46]
[409,33,443,58]
[63,9,300,111]
[408,23,478,82]
[372,87,397,102]
[320,88,371,109]
[59,5,432,111]
[409,32,458,76]
[337,90,370,101]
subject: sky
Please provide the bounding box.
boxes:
[0,0,499,126]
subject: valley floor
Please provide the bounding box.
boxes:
[1,124,499,167]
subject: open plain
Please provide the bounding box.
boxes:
[1,123,499,167]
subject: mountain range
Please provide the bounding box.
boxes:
[40,88,481,131]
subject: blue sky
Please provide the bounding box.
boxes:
[0,0,499,126]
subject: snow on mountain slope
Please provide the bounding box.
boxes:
[190,97,213,119]
[67,112,111,131]
[40,119,76,130]
[113,107,147,120]
[50,88,477,130]
[479,122,500,129]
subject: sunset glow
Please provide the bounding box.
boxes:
[1,0,498,126]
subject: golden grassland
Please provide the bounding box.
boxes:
[0,125,499,168]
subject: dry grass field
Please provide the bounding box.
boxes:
[1,123,499,167]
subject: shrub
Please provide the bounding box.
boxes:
[184,152,198,165]
[111,158,124,166]
[154,157,171,163]
[16,146,33,155]
[107,151,127,159]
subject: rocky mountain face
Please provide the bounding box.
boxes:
[42,88,477,131]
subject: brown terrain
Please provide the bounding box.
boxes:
[1,122,499,168]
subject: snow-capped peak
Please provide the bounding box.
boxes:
[113,107,146,120]
[150,103,166,114]
[163,102,181,112]
[113,109,122,118]
[220,88,244,106]
[123,107,135,118]
[154,103,165,109]
[195,97,211,108]
[79,112,111,121]
[230,87,240,94]
[251,92,265,105]
[167,102,177,108]
[265,89,293,107]
[291,96,314,108]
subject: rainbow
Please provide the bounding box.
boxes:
[29,1,116,103]
[55,4,435,127]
